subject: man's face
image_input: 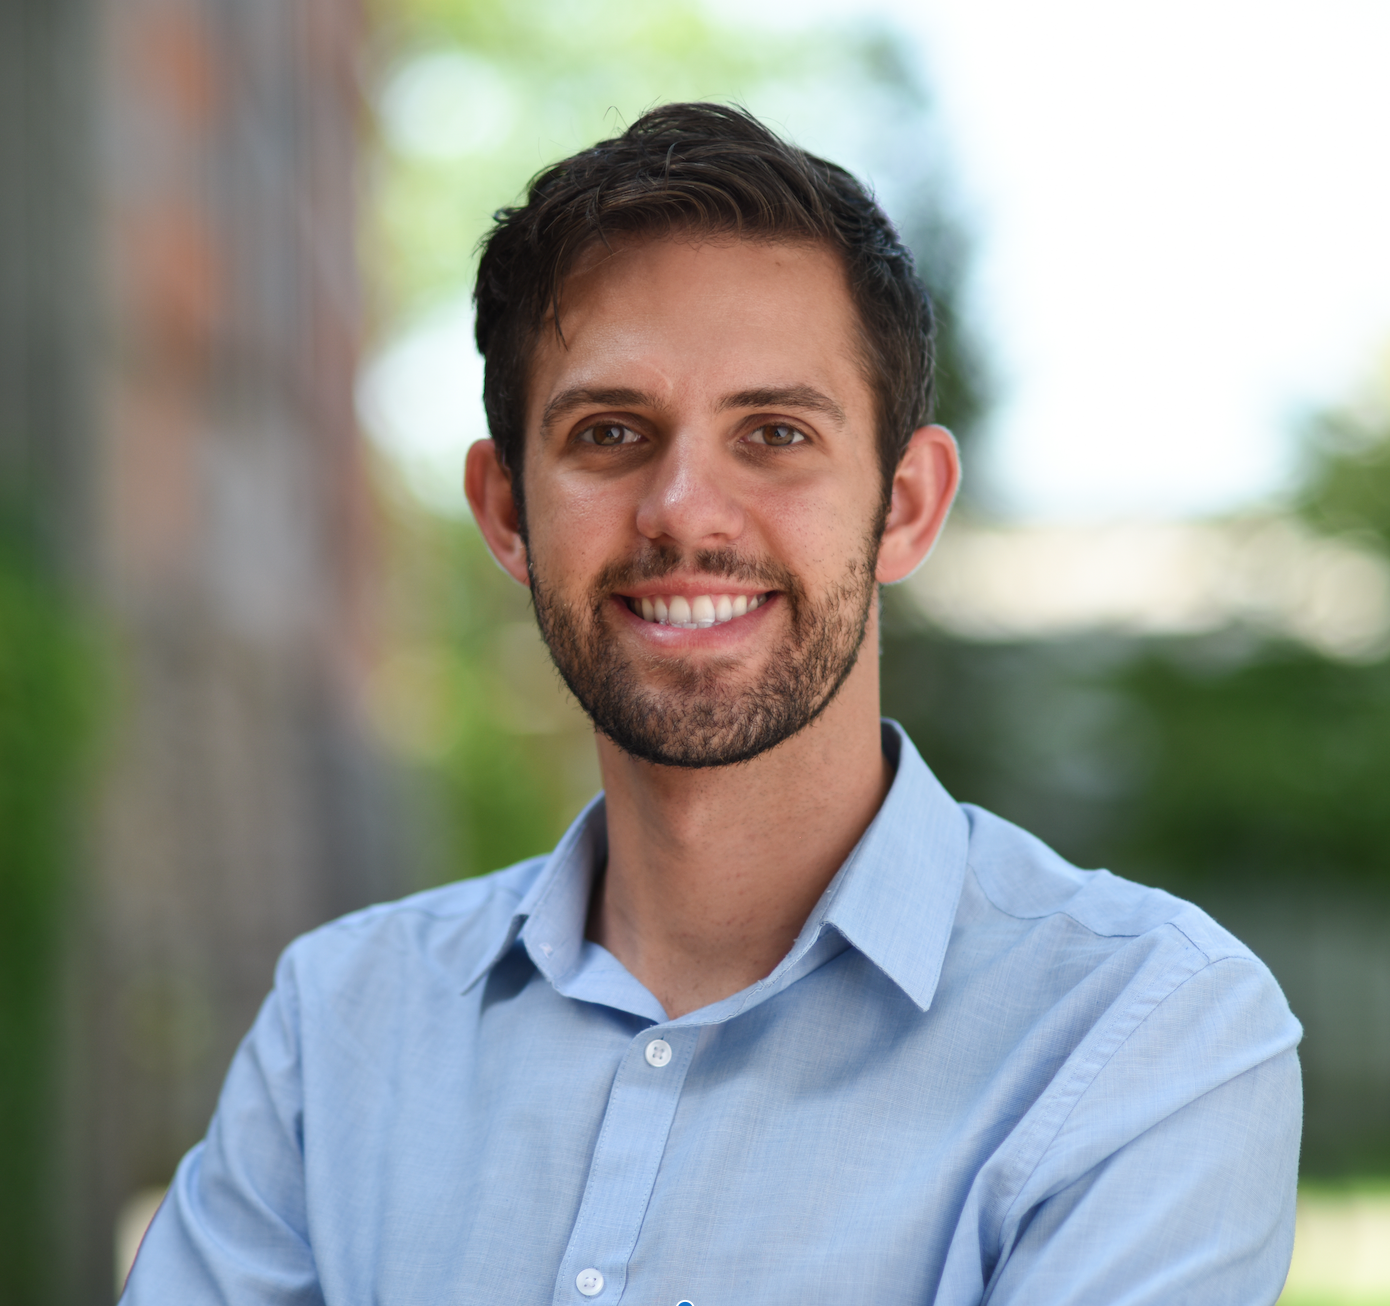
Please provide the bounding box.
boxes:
[519,235,889,768]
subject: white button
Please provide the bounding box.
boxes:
[576,1267,604,1296]
[645,1038,672,1068]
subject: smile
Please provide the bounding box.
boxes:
[623,592,770,629]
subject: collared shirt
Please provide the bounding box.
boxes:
[125,722,1302,1306]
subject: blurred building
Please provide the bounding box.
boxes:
[4,2,399,1300]
[909,518,1390,659]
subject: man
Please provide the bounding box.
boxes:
[125,104,1301,1305]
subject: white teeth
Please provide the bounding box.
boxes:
[630,592,768,627]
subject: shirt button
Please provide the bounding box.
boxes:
[576,1267,604,1296]
[645,1038,672,1068]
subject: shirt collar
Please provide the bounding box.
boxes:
[816,721,970,1011]
[460,791,608,995]
[463,721,969,1016]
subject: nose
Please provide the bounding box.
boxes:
[633,431,745,547]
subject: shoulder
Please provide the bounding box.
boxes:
[950,805,1302,1189]
[951,803,1301,1074]
[961,802,1254,965]
[272,857,548,1011]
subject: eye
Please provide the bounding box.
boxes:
[746,423,806,447]
[578,422,642,447]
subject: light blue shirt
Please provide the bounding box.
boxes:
[125,722,1302,1305]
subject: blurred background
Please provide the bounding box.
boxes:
[3,0,1389,1301]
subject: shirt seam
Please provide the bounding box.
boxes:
[316,878,527,937]
[992,946,1260,1254]
[963,858,1217,959]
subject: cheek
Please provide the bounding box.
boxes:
[753,479,880,576]
[525,473,631,581]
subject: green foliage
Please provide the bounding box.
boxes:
[374,495,598,883]
[880,623,1146,869]
[0,541,95,1299]
[884,617,1390,898]
[885,361,1390,899]
[897,204,990,453]
[1107,644,1390,891]
[1111,374,1390,892]
[424,528,599,880]
[367,0,852,319]
[1299,365,1390,554]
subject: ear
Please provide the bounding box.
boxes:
[875,425,961,584]
[464,440,530,586]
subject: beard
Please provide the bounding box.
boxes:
[529,533,881,769]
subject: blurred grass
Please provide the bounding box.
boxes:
[1279,1182,1390,1305]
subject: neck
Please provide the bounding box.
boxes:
[587,614,891,1019]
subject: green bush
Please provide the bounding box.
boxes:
[0,543,95,1299]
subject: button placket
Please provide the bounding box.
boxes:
[552,1027,698,1306]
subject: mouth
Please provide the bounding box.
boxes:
[621,591,771,630]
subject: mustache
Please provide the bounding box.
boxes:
[593,544,797,596]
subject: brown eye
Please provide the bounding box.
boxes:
[580,423,640,447]
[749,424,805,447]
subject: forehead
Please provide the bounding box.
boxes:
[527,235,870,425]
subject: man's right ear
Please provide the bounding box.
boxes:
[464,440,530,586]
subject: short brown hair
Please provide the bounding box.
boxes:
[473,102,935,519]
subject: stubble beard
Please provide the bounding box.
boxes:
[529,533,882,769]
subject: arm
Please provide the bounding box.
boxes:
[121,954,324,1305]
[984,955,1302,1306]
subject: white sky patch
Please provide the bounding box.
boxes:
[356,297,486,517]
[711,0,1390,521]
[379,51,516,161]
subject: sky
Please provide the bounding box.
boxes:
[775,0,1390,520]
[363,0,1390,524]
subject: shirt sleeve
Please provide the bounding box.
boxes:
[983,953,1303,1306]
[121,950,324,1306]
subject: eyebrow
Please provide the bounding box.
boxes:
[717,386,846,425]
[540,387,656,431]
[538,382,848,432]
